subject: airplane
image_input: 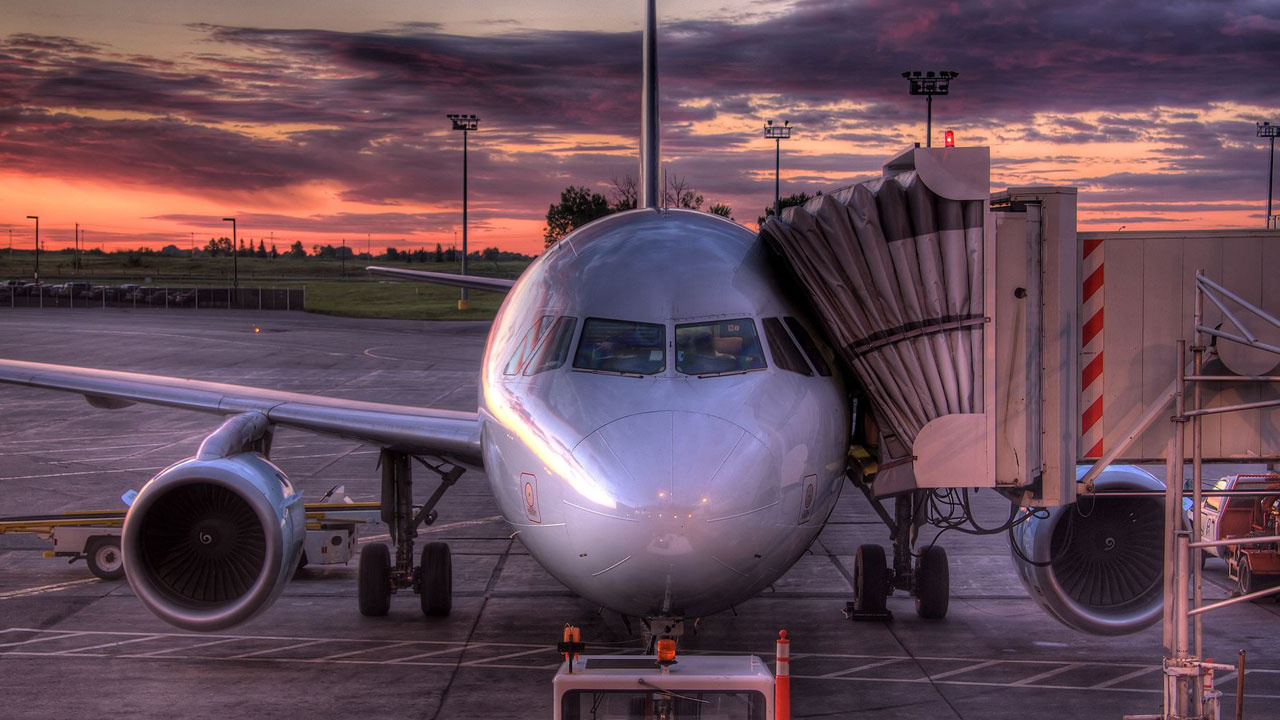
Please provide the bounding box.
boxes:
[0,0,1160,640]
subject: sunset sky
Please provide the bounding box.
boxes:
[1,0,1277,256]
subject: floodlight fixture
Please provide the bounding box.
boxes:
[447,114,479,309]
[764,120,793,219]
[902,70,959,147]
[1259,122,1278,228]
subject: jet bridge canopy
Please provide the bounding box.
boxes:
[761,146,1002,500]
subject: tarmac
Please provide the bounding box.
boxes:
[0,308,1275,719]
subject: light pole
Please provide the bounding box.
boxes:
[1259,122,1278,228]
[222,217,238,288]
[764,120,792,219]
[447,113,479,310]
[901,70,958,148]
[26,215,38,282]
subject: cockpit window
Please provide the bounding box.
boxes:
[504,314,554,375]
[524,316,578,375]
[762,317,813,376]
[783,317,833,377]
[573,318,666,375]
[676,318,766,376]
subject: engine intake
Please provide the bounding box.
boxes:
[122,452,304,631]
[1011,465,1165,635]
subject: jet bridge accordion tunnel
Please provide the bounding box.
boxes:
[761,146,1183,634]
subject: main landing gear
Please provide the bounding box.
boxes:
[358,449,464,619]
[847,489,950,621]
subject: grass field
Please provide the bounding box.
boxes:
[0,250,526,320]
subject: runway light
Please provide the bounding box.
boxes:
[944,130,955,147]
[253,326,261,334]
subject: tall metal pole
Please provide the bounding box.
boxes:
[926,94,933,148]
[74,222,79,272]
[640,0,659,209]
[461,126,468,306]
[26,215,38,282]
[1269,134,1275,227]
[1259,122,1278,228]
[763,120,791,220]
[222,217,237,288]
[447,114,478,310]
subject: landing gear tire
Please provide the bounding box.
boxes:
[85,536,124,581]
[418,542,453,617]
[1238,556,1256,597]
[854,544,889,614]
[914,545,949,620]
[359,543,392,617]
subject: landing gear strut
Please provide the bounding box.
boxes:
[847,488,950,621]
[357,449,463,618]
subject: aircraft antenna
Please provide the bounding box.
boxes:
[640,0,659,209]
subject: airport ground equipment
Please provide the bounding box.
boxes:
[552,626,783,720]
[1188,473,1280,594]
[0,495,384,582]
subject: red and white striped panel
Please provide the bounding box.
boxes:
[1080,238,1104,459]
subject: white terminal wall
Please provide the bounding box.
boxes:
[1077,228,1280,462]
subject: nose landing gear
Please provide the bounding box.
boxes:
[358,450,463,618]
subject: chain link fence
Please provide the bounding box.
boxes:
[0,284,305,311]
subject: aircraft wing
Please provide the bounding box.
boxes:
[0,359,482,464]
[366,266,516,293]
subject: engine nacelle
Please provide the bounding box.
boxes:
[1011,465,1165,635]
[122,452,304,631]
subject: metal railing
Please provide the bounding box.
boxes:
[0,286,304,311]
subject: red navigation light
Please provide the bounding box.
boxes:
[944,130,955,148]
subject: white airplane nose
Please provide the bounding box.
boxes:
[570,410,772,513]
[565,411,784,617]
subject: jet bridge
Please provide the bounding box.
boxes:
[762,145,1082,508]
[762,146,1280,634]
[764,146,1280,508]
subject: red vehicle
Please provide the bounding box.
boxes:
[1195,473,1280,595]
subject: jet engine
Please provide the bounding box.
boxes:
[122,451,304,631]
[1011,465,1165,635]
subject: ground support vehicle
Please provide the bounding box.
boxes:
[1193,473,1280,595]
[0,500,383,580]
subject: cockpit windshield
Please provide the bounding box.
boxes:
[573,318,666,375]
[676,318,766,376]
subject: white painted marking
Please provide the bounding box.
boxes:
[1091,665,1160,688]
[128,637,242,657]
[818,657,905,679]
[0,578,99,600]
[928,659,1004,680]
[1011,663,1083,686]
[227,639,330,659]
[385,645,478,664]
[0,631,87,649]
[318,640,418,660]
[462,646,552,665]
[54,635,159,655]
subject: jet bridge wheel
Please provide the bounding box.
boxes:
[914,545,949,619]
[358,543,392,617]
[85,536,124,581]
[854,544,889,614]
[418,542,453,617]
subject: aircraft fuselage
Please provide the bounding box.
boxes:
[477,208,849,618]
